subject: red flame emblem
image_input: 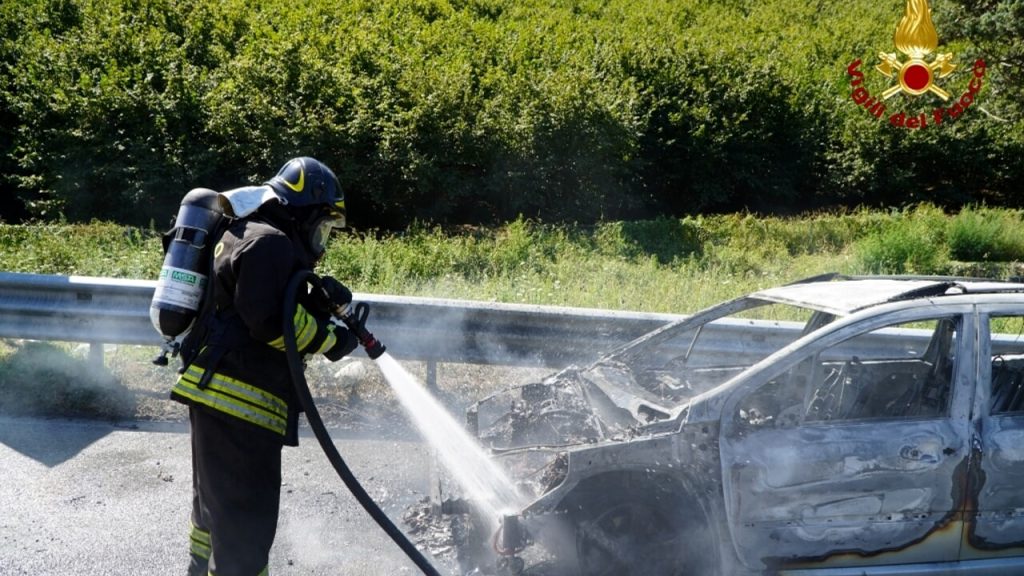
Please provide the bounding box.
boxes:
[876,0,956,100]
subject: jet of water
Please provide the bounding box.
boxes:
[374,353,524,525]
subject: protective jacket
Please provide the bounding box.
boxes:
[170,212,356,446]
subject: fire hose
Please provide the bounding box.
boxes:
[282,270,444,576]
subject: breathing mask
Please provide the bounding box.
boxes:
[308,212,346,256]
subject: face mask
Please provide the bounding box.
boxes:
[308,215,345,255]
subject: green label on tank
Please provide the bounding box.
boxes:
[170,270,198,285]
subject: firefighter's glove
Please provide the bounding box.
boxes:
[324,327,359,361]
[319,276,353,311]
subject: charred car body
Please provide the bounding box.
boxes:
[437,274,1024,575]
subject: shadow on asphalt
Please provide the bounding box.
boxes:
[0,417,114,467]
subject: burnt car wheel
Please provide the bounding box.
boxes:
[565,479,718,576]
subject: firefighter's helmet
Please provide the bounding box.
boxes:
[266,157,346,256]
[266,157,346,222]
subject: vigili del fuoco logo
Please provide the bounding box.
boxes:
[847,0,986,129]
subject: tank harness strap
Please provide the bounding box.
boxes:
[196,312,249,390]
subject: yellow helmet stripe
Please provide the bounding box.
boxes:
[283,166,304,192]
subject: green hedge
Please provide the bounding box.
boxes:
[1,0,1021,228]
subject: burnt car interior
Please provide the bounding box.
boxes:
[989,313,1024,414]
[738,316,960,429]
[624,304,820,403]
[804,317,957,422]
[992,354,1024,413]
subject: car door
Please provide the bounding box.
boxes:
[961,305,1024,563]
[720,307,974,572]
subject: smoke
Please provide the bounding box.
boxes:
[374,300,555,375]
[0,340,136,419]
[294,304,555,571]
[278,516,417,574]
[303,298,553,438]
[279,516,339,569]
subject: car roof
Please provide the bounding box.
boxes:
[752,276,1024,316]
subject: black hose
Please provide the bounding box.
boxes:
[283,270,444,576]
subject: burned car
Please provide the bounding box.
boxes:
[435,274,1024,575]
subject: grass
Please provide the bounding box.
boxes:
[321,205,1024,312]
[4,204,1024,314]
[3,203,1024,420]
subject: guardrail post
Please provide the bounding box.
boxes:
[426,360,438,393]
[89,343,105,369]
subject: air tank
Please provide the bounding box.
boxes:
[150,188,225,341]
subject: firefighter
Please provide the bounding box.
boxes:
[171,157,359,576]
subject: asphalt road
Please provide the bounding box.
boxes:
[0,416,455,576]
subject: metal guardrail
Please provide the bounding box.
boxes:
[0,272,962,397]
[0,272,687,368]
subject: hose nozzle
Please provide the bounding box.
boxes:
[333,301,386,359]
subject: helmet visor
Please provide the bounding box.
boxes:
[309,215,345,255]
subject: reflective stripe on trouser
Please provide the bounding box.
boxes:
[190,408,281,576]
[188,520,211,576]
[191,521,212,559]
[187,492,272,576]
[173,365,288,436]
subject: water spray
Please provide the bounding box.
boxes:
[283,271,443,576]
[288,272,531,575]
[290,272,531,576]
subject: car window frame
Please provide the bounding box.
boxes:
[721,302,976,434]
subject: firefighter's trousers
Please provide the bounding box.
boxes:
[187,407,283,576]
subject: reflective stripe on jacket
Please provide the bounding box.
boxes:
[173,364,289,436]
[267,303,339,354]
[170,214,355,443]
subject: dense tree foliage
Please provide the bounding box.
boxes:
[950,0,1023,118]
[1,0,1021,228]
